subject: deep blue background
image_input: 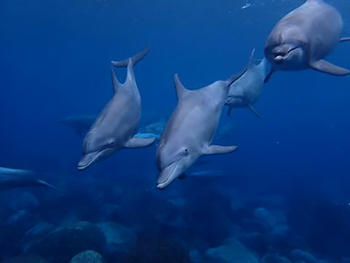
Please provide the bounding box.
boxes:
[1,0,350,258]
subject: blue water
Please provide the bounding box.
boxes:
[1,0,350,262]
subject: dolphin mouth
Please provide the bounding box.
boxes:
[274,46,300,63]
[157,162,180,189]
[77,151,104,171]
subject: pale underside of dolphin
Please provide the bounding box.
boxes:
[264,0,350,82]
[226,49,268,118]
[78,48,155,170]
[155,70,246,189]
[0,167,62,192]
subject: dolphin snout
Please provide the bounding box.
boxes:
[77,152,100,171]
[157,162,180,189]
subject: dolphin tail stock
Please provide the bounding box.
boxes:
[111,47,150,68]
[37,180,64,193]
[310,59,350,76]
[340,37,350,43]
[111,47,150,82]
[204,145,238,155]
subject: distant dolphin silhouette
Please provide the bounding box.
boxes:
[59,115,96,137]
[78,48,155,170]
[0,167,62,192]
[225,49,268,117]
[264,0,350,82]
[156,70,245,189]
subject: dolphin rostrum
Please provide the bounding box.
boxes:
[264,0,350,82]
[155,70,245,189]
[78,48,155,170]
[225,49,268,117]
[0,167,62,192]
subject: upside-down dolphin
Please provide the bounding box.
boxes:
[225,49,268,117]
[59,115,96,138]
[78,48,155,170]
[264,0,350,82]
[0,167,62,192]
[155,70,245,189]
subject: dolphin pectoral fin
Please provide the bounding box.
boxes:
[246,103,261,118]
[227,107,233,117]
[310,60,350,76]
[204,145,238,155]
[340,37,350,43]
[125,137,156,148]
[264,69,274,83]
[37,180,64,193]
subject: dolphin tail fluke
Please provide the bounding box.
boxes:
[111,47,150,68]
[125,137,155,148]
[310,59,350,76]
[37,180,64,193]
[204,145,238,155]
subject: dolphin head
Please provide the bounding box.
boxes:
[78,130,120,170]
[156,141,199,189]
[265,40,307,70]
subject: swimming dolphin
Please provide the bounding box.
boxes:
[155,71,245,189]
[264,0,350,82]
[59,115,96,137]
[0,167,62,192]
[78,48,155,170]
[225,49,268,117]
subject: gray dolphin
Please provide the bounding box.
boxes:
[225,49,268,117]
[155,71,245,189]
[264,0,350,82]
[59,115,96,137]
[78,48,155,170]
[0,167,62,192]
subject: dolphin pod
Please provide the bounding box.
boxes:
[0,167,62,192]
[63,0,348,189]
[78,48,156,171]
[264,0,350,82]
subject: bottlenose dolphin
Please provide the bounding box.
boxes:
[225,49,268,117]
[59,115,96,137]
[78,48,155,170]
[156,71,245,189]
[0,167,62,192]
[264,0,350,82]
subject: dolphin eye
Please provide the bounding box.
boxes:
[184,148,189,155]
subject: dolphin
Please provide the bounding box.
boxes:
[78,48,155,170]
[155,71,245,189]
[264,0,350,82]
[225,49,268,117]
[0,167,62,192]
[59,115,96,137]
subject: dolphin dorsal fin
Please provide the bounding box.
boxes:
[174,74,189,100]
[247,48,256,68]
